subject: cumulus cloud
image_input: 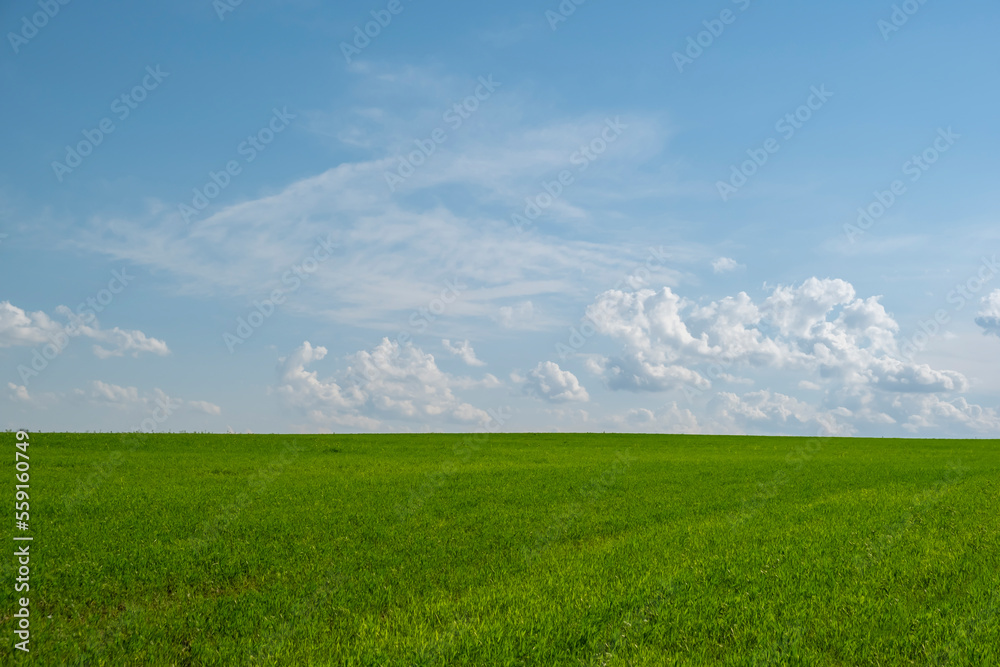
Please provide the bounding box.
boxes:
[0,301,169,360]
[975,289,1000,337]
[519,361,589,403]
[605,386,972,437]
[711,257,743,274]
[275,339,497,430]
[760,277,859,340]
[0,301,63,347]
[711,390,854,437]
[274,342,369,427]
[573,278,1000,436]
[901,395,1000,434]
[583,287,716,392]
[442,339,486,366]
[584,278,967,395]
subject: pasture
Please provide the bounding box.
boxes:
[2,432,998,665]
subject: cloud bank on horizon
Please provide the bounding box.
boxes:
[2,1,999,436]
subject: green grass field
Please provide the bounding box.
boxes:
[3,432,999,665]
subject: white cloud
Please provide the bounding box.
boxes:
[74,383,218,417]
[901,395,1000,434]
[274,342,370,428]
[608,402,701,433]
[496,301,535,329]
[0,301,169,359]
[583,287,715,392]
[711,390,854,437]
[584,279,967,395]
[275,339,497,430]
[188,400,222,416]
[90,328,170,359]
[7,383,31,403]
[520,361,589,403]
[541,406,591,427]
[5,381,220,427]
[0,301,62,347]
[6,383,58,408]
[87,380,142,408]
[442,339,486,366]
[761,277,857,339]
[711,257,743,274]
[574,278,1000,436]
[975,289,1000,337]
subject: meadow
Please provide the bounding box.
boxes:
[2,432,998,665]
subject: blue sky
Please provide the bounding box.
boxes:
[3,0,1000,436]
